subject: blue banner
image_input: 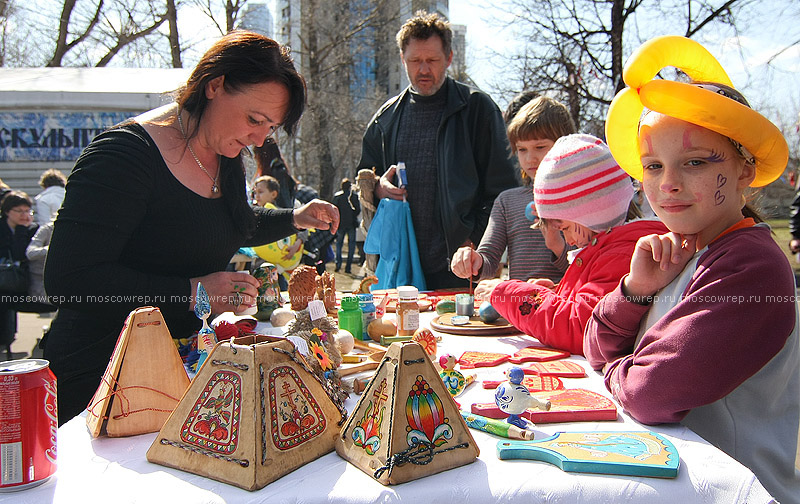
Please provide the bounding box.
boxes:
[0,111,134,162]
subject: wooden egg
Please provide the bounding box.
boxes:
[479,300,501,323]
[269,307,296,327]
[334,329,355,354]
[367,318,396,342]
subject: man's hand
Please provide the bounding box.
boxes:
[374,165,406,201]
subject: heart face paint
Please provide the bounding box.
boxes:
[638,113,755,248]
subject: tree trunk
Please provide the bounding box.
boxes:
[610,0,625,93]
[167,0,182,67]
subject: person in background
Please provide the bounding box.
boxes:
[0,191,38,360]
[252,175,280,207]
[788,182,800,260]
[585,46,799,502]
[487,134,666,355]
[357,10,517,289]
[43,31,339,425]
[34,168,67,225]
[502,90,539,125]
[252,138,296,209]
[451,96,575,288]
[25,221,56,311]
[332,178,360,274]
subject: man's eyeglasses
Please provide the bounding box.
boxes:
[9,208,33,215]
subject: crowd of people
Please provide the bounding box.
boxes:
[0,9,797,503]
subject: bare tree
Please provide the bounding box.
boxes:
[166,0,182,67]
[189,0,248,35]
[491,0,751,134]
[291,0,398,200]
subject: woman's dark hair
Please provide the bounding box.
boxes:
[174,31,306,238]
[176,30,306,137]
[1,190,32,216]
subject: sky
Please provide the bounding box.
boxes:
[448,0,800,155]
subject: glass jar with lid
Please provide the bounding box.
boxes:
[395,285,419,337]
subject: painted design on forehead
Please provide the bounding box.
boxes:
[714,173,727,206]
[682,124,702,149]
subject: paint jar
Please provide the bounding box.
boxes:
[455,293,474,317]
[338,295,363,342]
[395,286,419,337]
[357,293,376,341]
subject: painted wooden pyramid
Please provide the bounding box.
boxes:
[86,306,190,438]
[147,335,347,491]
[335,341,479,485]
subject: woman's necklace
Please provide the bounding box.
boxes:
[176,110,220,194]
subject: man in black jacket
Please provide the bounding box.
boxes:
[332,178,360,274]
[357,11,517,289]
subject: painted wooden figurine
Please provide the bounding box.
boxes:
[193,282,216,372]
[253,262,282,321]
[494,367,551,428]
[439,354,468,396]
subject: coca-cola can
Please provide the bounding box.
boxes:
[0,359,57,491]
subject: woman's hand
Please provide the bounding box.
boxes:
[190,271,260,315]
[474,278,503,301]
[450,246,483,279]
[623,232,697,298]
[374,165,406,201]
[293,199,339,234]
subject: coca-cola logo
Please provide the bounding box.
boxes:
[42,379,58,464]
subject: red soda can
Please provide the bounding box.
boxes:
[0,359,57,491]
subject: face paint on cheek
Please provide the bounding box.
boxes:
[714,172,727,205]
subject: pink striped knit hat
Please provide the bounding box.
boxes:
[534,134,633,232]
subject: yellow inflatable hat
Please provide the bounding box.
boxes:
[605,35,788,187]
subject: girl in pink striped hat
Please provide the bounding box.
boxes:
[488,133,667,355]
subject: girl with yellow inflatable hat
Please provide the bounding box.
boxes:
[585,35,800,504]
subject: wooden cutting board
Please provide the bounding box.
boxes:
[430,313,518,336]
[471,388,617,423]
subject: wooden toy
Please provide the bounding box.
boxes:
[438,354,467,396]
[339,350,385,377]
[359,275,378,293]
[523,360,586,378]
[458,351,510,369]
[381,334,412,345]
[335,342,479,485]
[431,313,517,336]
[194,282,216,372]
[367,318,396,342]
[494,367,551,428]
[86,307,190,438]
[509,346,571,364]
[496,431,679,478]
[412,327,437,359]
[478,300,501,322]
[287,264,317,310]
[435,299,456,315]
[472,388,618,423]
[315,271,336,313]
[147,336,348,491]
[482,374,564,392]
[269,307,295,327]
[253,263,282,321]
[460,411,535,440]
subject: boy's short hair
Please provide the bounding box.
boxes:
[38,168,67,189]
[396,10,452,55]
[254,175,280,193]
[507,96,576,153]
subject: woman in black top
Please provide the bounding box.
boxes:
[43,31,339,425]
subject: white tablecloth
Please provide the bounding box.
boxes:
[3,313,775,504]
